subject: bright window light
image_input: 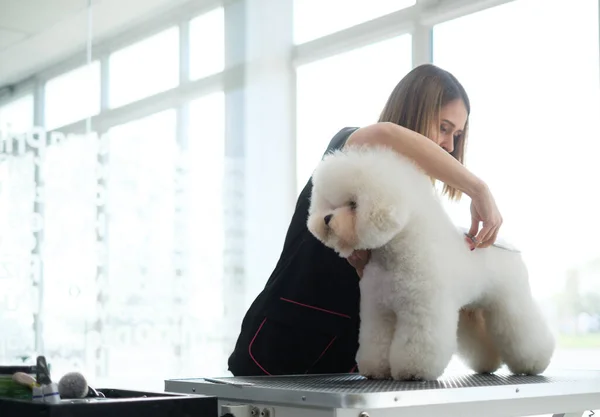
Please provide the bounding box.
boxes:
[189,7,225,80]
[45,62,101,130]
[433,0,600,359]
[185,91,228,376]
[109,28,179,108]
[296,35,412,192]
[0,94,34,136]
[41,136,98,375]
[101,109,179,390]
[293,0,416,44]
[0,153,36,361]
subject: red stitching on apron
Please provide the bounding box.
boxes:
[248,318,271,375]
[279,297,351,319]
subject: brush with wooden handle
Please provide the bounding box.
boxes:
[11,372,38,389]
[11,371,44,401]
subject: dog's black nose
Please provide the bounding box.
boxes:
[324,214,333,225]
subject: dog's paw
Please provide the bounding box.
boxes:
[390,368,437,381]
[388,369,421,381]
[389,350,445,381]
[355,344,393,380]
[360,370,392,380]
[505,357,552,376]
[356,359,391,380]
[357,364,391,380]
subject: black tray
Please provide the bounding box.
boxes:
[0,388,217,417]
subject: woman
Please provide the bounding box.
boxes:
[227,63,503,376]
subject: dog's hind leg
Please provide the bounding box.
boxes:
[456,308,502,373]
[484,289,555,375]
[355,300,395,379]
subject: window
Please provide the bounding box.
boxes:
[45,62,101,130]
[0,94,34,140]
[109,28,179,108]
[0,154,36,364]
[433,0,600,362]
[0,96,36,365]
[40,135,98,376]
[100,109,179,390]
[185,91,228,376]
[186,92,225,312]
[293,0,416,44]
[296,35,412,192]
[189,7,225,80]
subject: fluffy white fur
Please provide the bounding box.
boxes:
[307,145,555,381]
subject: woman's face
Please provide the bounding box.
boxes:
[431,99,468,153]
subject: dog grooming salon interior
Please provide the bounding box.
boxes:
[0,0,599,416]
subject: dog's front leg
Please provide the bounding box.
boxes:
[355,277,395,379]
[388,286,457,381]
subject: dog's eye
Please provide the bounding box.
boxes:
[349,200,357,210]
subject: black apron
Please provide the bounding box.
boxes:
[227,127,362,376]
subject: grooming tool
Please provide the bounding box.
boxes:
[88,386,105,397]
[58,372,89,399]
[0,366,36,401]
[35,356,51,386]
[59,397,109,404]
[465,232,477,245]
[11,372,38,389]
[57,371,104,399]
[35,356,61,404]
[42,382,61,404]
[459,226,521,253]
[32,385,44,402]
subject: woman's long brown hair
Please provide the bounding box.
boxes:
[378,64,471,201]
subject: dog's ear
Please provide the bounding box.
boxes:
[369,204,401,232]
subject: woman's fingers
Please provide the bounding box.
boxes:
[468,217,480,241]
[348,250,370,269]
[479,224,501,248]
[469,218,502,249]
[464,236,476,251]
[474,224,493,248]
[475,218,502,248]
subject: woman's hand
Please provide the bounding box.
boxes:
[346,124,504,251]
[345,124,503,249]
[468,182,503,249]
[348,250,371,278]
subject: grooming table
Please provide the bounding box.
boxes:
[165,369,600,417]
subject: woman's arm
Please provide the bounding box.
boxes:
[346,122,484,198]
[345,122,502,248]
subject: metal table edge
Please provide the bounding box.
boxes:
[164,371,600,410]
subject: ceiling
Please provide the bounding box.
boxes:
[0,0,191,89]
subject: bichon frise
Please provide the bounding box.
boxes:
[307,144,555,381]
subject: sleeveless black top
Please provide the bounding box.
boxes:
[227,127,361,376]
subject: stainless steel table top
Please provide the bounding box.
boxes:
[165,368,600,409]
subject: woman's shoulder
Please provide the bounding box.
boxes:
[324,126,360,154]
[325,123,400,154]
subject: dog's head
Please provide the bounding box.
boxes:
[307,146,416,258]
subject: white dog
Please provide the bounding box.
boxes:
[307,144,555,381]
